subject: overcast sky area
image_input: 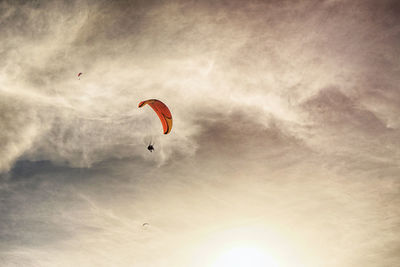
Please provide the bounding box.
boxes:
[1,0,399,266]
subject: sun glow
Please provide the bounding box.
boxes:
[189,225,294,267]
[210,245,277,267]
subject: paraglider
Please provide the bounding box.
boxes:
[138,99,172,152]
[147,143,154,152]
[78,72,83,79]
[138,99,172,134]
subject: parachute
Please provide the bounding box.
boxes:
[138,99,172,134]
[78,72,82,79]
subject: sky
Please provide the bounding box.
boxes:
[0,0,399,266]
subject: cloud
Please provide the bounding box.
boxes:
[0,95,41,171]
[1,0,399,170]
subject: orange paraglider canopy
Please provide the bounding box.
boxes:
[138,99,172,134]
